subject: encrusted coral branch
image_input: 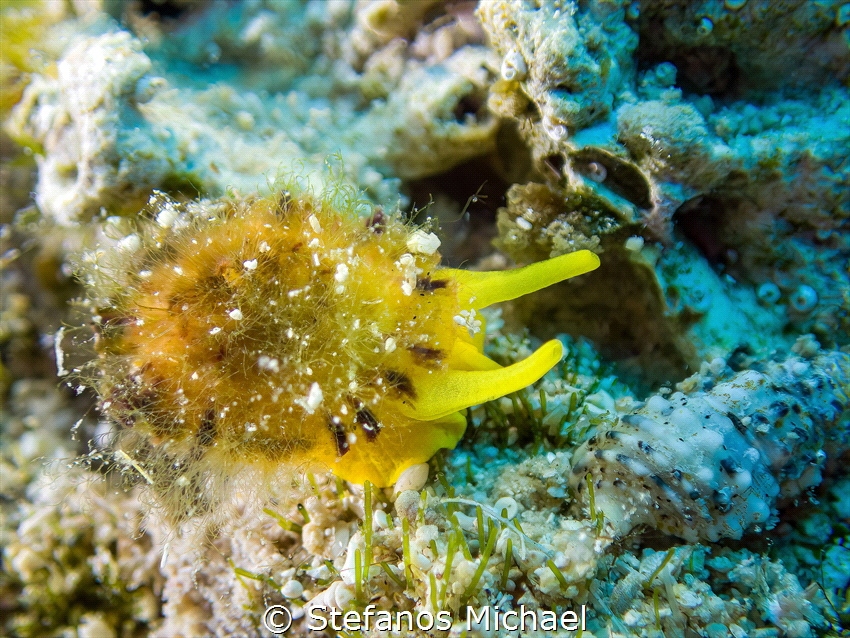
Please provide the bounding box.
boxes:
[570,351,850,542]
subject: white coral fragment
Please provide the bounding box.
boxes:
[500,48,527,81]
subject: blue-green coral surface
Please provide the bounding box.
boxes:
[1,0,848,636]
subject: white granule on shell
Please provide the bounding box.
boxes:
[298,382,324,414]
[406,230,441,255]
[118,234,141,252]
[156,203,180,228]
[308,214,322,234]
[397,253,417,296]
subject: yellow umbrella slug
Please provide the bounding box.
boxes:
[83,189,599,521]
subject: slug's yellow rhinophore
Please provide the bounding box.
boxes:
[86,191,598,521]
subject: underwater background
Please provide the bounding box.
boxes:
[1,0,848,636]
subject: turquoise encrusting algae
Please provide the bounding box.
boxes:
[78,188,598,522]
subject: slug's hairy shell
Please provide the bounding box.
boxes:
[81,191,599,523]
[570,352,850,542]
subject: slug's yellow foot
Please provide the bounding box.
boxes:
[83,190,598,523]
[319,252,600,486]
